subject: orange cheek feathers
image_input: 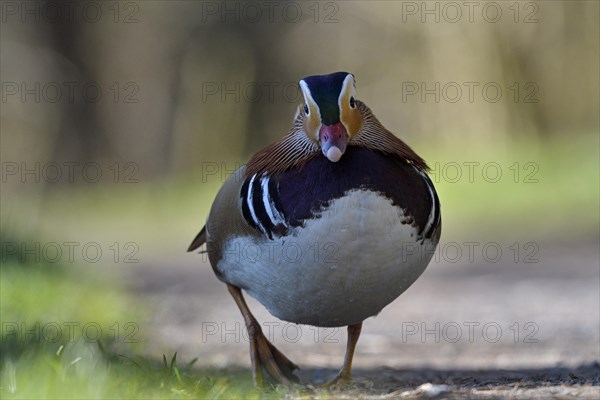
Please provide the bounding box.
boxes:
[340,107,363,139]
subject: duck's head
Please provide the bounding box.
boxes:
[299,72,363,162]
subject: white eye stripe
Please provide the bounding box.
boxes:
[299,80,313,101]
[299,79,322,139]
[338,74,356,108]
[299,81,319,110]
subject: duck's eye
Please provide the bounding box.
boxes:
[350,96,356,108]
[304,103,309,115]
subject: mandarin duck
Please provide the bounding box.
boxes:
[188,72,441,387]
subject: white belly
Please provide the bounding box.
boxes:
[218,190,438,327]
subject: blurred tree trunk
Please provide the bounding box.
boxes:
[242,25,296,155]
[49,4,107,166]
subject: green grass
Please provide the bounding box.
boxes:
[1,344,260,399]
[0,259,281,399]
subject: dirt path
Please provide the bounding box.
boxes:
[129,239,599,398]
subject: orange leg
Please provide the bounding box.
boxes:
[226,284,299,386]
[324,322,362,386]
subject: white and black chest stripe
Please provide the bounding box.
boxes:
[417,169,441,241]
[240,173,290,239]
[241,147,441,241]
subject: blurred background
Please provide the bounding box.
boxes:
[1,1,599,398]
